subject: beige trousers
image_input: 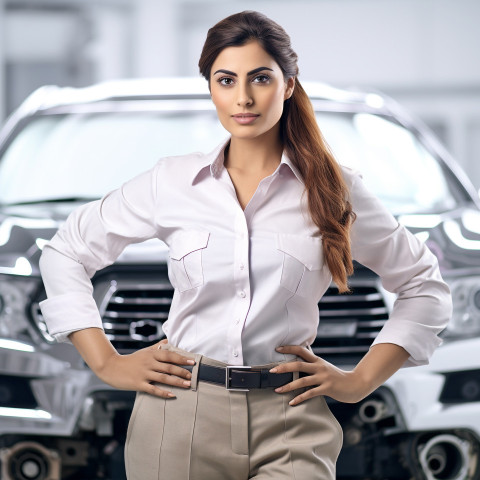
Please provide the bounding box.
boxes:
[124,344,343,479]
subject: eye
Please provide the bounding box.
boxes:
[218,77,235,86]
[252,74,271,84]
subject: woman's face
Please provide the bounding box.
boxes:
[209,40,294,142]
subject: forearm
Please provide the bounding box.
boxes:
[353,343,410,397]
[69,328,193,398]
[69,328,119,379]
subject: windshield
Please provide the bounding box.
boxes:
[0,108,457,214]
[316,112,456,214]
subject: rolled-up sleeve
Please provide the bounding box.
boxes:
[346,168,452,367]
[39,162,161,342]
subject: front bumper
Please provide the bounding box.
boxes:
[0,341,119,437]
[383,336,480,435]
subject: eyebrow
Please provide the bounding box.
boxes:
[212,66,274,77]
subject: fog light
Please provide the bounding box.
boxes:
[461,380,480,401]
[0,383,12,404]
[474,289,480,310]
[440,369,480,404]
[0,375,37,409]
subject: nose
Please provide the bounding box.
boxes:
[236,82,253,107]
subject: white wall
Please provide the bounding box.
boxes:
[175,0,480,86]
[84,3,133,81]
[133,0,180,77]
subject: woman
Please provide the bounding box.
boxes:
[39,10,451,480]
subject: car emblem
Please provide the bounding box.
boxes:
[129,320,164,342]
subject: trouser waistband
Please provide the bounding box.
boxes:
[159,342,302,391]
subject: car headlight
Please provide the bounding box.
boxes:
[443,276,480,339]
[0,274,40,340]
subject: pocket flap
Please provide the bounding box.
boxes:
[169,230,210,260]
[276,233,324,270]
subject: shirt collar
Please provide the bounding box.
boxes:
[279,150,304,185]
[191,136,304,186]
[191,136,230,185]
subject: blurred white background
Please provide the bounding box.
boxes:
[0,0,479,190]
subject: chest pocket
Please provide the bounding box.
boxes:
[169,230,210,292]
[276,233,325,298]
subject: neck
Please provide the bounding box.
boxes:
[225,127,284,174]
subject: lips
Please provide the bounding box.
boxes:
[232,113,260,125]
[232,113,259,118]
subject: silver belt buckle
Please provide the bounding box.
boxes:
[226,365,251,391]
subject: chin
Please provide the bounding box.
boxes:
[230,125,274,140]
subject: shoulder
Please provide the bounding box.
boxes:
[337,164,398,229]
[156,150,206,171]
[339,164,362,187]
[150,149,214,191]
[337,164,382,216]
[153,150,209,183]
[338,164,364,201]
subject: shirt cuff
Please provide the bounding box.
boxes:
[370,320,443,368]
[39,292,104,343]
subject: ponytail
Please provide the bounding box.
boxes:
[281,80,355,292]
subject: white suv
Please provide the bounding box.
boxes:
[0,78,479,480]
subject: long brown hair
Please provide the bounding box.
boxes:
[198,11,355,292]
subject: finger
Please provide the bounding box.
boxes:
[276,345,317,362]
[288,386,325,406]
[151,338,168,350]
[143,382,176,399]
[274,375,317,393]
[269,361,317,375]
[148,371,191,389]
[153,362,193,380]
[154,349,195,366]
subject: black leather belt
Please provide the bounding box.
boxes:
[184,364,305,391]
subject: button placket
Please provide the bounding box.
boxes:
[225,168,279,365]
[226,209,251,364]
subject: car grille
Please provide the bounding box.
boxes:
[312,282,389,359]
[96,277,388,356]
[98,280,173,353]
[32,277,389,358]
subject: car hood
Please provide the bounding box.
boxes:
[0,202,169,276]
[0,202,479,278]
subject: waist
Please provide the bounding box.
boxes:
[160,342,304,391]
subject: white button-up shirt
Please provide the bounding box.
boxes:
[39,137,452,367]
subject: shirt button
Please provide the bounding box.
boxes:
[233,351,238,357]
[239,263,245,270]
[239,290,246,298]
[235,318,241,324]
